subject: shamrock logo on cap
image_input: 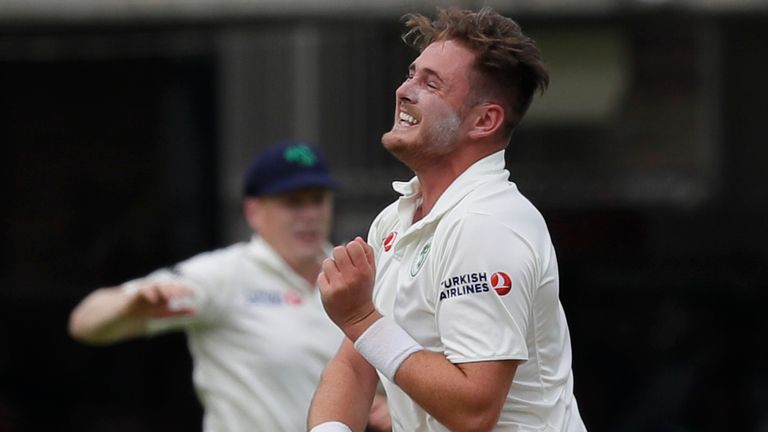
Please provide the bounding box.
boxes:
[283,144,318,167]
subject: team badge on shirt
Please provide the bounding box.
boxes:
[410,237,433,277]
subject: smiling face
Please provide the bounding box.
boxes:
[244,188,333,269]
[382,39,477,165]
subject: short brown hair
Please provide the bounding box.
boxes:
[402,7,549,134]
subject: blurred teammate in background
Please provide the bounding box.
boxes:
[69,141,390,432]
[308,7,586,432]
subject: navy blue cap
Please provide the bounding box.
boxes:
[243,141,339,197]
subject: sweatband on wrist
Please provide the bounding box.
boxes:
[353,316,422,382]
[309,421,352,432]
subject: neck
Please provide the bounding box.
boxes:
[412,162,457,222]
[284,253,324,287]
[411,147,498,222]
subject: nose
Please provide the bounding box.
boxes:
[298,201,325,221]
[395,78,416,104]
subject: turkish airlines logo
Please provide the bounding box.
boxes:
[284,292,303,306]
[490,272,512,296]
[383,231,397,252]
[245,289,303,306]
[438,270,512,301]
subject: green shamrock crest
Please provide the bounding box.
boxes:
[283,144,318,167]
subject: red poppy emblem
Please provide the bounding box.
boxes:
[383,231,397,252]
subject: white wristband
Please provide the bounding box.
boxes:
[353,316,422,382]
[309,421,352,432]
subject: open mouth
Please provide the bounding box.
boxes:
[398,111,419,126]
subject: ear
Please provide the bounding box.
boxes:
[243,197,263,232]
[467,103,506,140]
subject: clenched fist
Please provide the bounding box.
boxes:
[317,237,382,341]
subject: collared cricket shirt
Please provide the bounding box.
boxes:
[368,150,587,432]
[124,236,344,432]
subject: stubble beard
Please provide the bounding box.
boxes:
[381,106,462,167]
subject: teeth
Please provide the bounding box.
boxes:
[399,111,418,125]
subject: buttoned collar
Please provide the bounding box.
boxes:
[392,149,509,233]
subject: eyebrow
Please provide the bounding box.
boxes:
[408,63,446,85]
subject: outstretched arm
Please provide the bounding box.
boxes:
[68,280,196,345]
[308,338,380,432]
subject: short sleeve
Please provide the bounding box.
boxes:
[434,212,538,364]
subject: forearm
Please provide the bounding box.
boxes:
[308,340,379,432]
[68,287,146,345]
[393,351,515,432]
[348,316,516,432]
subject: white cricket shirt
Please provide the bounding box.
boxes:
[125,236,344,432]
[368,150,587,432]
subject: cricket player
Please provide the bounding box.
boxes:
[308,7,587,432]
[69,141,389,432]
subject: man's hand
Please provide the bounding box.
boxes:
[318,237,382,340]
[367,393,392,432]
[123,280,198,319]
[69,279,197,345]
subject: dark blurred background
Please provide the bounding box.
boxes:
[1,0,767,431]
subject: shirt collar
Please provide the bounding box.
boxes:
[246,235,332,292]
[392,149,508,230]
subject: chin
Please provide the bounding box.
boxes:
[382,131,413,160]
[291,250,320,267]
